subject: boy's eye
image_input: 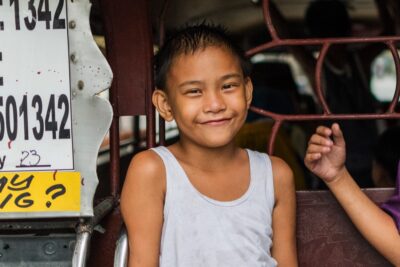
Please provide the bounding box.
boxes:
[185,89,201,95]
[222,83,238,90]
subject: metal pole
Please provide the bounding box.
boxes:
[113,227,128,267]
[72,231,91,267]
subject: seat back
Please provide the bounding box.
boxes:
[114,188,395,266]
[296,189,394,266]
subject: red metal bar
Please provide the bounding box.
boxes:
[100,0,156,194]
[246,36,400,57]
[386,41,400,113]
[91,1,156,264]
[109,116,120,197]
[262,0,279,41]
[315,43,331,114]
[250,106,400,122]
[157,0,170,146]
[159,0,170,48]
[99,0,153,116]
[251,0,400,155]
[146,106,156,148]
[268,120,282,155]
[133,116,140,146]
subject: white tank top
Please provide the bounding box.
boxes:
[151,146,277,267]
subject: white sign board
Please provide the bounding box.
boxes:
[0,0,73,172]
[0,0,112,218]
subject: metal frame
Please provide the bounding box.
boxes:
[112,0,399,266]
[249,0,400,155]
[113,227,128,267]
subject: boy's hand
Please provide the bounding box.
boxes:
[304,123,346,183]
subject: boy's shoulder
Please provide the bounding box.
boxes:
[120,148,166,232]
[130,147,162,165]
[269,155,293,177]
[269,155,295,200]
[125,148,166,188]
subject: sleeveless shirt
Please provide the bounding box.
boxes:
[151,146,277,267]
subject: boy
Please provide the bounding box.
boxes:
[121,24,297,267]
[305,123,400,265]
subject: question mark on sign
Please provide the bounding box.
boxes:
[45,184,66,208]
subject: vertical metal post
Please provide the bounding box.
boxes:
[157,0,170,146]
[72,231,91,267]
[110,115,120,197]
[113,228,128,267]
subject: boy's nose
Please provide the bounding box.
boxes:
[203,92,226,113]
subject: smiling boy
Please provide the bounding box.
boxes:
[121,24,297,267]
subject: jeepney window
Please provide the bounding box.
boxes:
[371,50,398,103]
[251,52,313,96]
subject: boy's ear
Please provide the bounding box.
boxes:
[152,89,174,121]
[245,77,253,108]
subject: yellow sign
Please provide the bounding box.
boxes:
[0,171,80,212]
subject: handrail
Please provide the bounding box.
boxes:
[73,197,116,267]
[114,227,128,267]
[72,231,91,267]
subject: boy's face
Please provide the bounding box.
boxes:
[153,46,253,148]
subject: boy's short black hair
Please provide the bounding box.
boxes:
[155,23,252,90]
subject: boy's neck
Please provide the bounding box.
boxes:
[169,141,243,172]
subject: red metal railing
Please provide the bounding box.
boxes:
[104,0,400,196]
[97,1,399,266]
[246,0,400,155]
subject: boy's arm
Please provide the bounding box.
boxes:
[326,169,400,266]
[120,150,166,267]
[304,123,400,266]
[270,156,298,266]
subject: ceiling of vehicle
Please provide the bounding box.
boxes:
[89,0,381,51]
[149,0,378,36]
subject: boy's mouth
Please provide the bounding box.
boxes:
[200,118,231,126]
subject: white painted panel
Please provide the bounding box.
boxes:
[0,0,113,218]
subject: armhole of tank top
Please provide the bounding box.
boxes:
[263,154,275,211]
[149,147,171,217]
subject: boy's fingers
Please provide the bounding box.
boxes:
[315,126,332,137]
[305,152,322,163]
[307,144,331,154]
[308,133,333,146]
[331,123,345,146]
